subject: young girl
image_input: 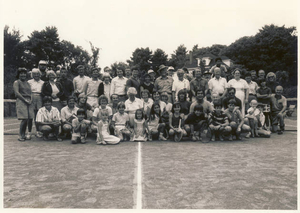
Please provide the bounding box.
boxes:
[169,102,187,142]
[161,92,173,113]
[245,99,260,137]
[133,109,147,141]
[97,110,120,145]
[92,95,113,132]
[71,108,91,144]
[111,102,132,141]
[147,103,167,141]
[141,89,153,118]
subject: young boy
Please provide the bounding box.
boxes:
[184,104,206,141]
[71,108,91,144]
[256,103,271,137]
[208,100,231,141]
[161,92,173,113]
[245,99,260,137]
[224,99,251,140]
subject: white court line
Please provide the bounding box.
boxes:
[285,124,297,127]
[4,122,21,126]
[4,127,36,132]
[136,142,142,209]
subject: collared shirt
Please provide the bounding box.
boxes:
[208,77,228,95]
[112,112,130,125]
[73,75,90,94]
[125,98,143,115]
[28,79,44,93]
[247,81,258,95]
[210,110,228,126]
[36,106,61,123]
[172,79,190,101]
[111,76,128,95]
[61,106,79,123]
[190,78,208,94]
[83,79,102,97]
[93,106,113,122]
[154,76,173,94]
[142,98,153,113]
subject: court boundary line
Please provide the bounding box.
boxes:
[136,142,142,209]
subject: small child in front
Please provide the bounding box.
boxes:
[168,102,187,142]
[71,108,91,144]
[133,109,147,141]
[97,111,120,145]
[147,103,167,141]
[111,102,132,141]
[209,100,231,141]
[245,99,260,137]
[184,104,206,141]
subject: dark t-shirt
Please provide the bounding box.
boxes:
[185,112,205,125]
[266,81,279,94]
[140,82,154,95]
[257,87,272,104]
[222,96,242,110]
[179,101,191,115]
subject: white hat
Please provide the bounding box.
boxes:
[38,60,47,65]
[148,69,155,74]
[167,66,175,71]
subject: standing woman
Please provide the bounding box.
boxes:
[28,68,44,137]
[13,68,34,141]
[228,69,249,116]
[41,70,64,111]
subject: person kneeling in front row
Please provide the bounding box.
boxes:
[208,100,231,141]
[36,96,62,141]
[71,108,91,144]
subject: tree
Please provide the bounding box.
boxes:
[127,47,152,72]
[89,41,100,68]
[110,61,129,77]
[221,24,297,85]
[4,25,24,67]
[169,44,188,69]
[151,48,168,71]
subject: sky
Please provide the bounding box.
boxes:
[1,0,299,68]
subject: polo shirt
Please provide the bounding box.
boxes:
[208,77,228,95]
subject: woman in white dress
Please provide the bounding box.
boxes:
[228,69,249,117]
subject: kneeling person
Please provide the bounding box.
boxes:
[209,100,231,141]
[36,96,62,141]
[71,108,91,144]
[184,104,206,141]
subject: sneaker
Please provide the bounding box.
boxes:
[196,136,202,141]
[245,132,251,138]
[211,135,215,142]
[48,133,55,139]
[219,135,224,141]
[43,135,49,141]
[35,131,43,138]
[278,130,283,135]
[229,135,233,141]
[18,137,25,142]
[25,133,31,140]
[80,137,86,144]
[56,137,63,142]
[96,141,102,145]
[192,135,197,141]
[159,135,167,141]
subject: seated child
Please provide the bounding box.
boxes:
[256,103,271,137]
[161,92,173,113]
[178,89,191,119]
[169,102,187,142]
[208,100,232,141]
[245,99,260,137]
[92,95,113,132]
[256,78,271,130]
[184,104,206,141]
[147,103,167,141]
[133,109,147,141]
[224,99,251,140]
[71,108,91,144]
[111,101,132,141]
[141,89,153,119]
[96,111,120,145]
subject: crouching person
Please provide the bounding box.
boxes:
[224,99,251,140]
[71,108,91,144]
[60,96,79,139]
[184,104,206,142]
[36,96,62,141]
[270,86,287,135]
[168,102,187,142]
[256,103,271,137]
[208,100,231,141]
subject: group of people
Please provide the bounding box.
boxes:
[13,58,289,144]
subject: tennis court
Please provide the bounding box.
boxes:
[3,117,297,209]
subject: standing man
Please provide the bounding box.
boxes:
[190,89,214,116]
[209,57,228,78]
[244,72,258,110]
[190,68,209,101]
[126,67,141,98]
[111,68,128,102]
[258,70,266,81]
[73,65,90,98]
[38,60,48,81]
[58,67,74,106]
[154,65,173,103]
[172,69,190,102]
[83,68,102,108]
[208,67,228,100]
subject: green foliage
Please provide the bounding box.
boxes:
[4,26,24,67]
[192,44,227,59]
[110,62,129,77]
[221,24,297,85]
[169,44,188,69]
[151,49,168,71]
[127,47,152,72]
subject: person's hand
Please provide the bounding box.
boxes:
[278,112,283,117]
[52,94,57,99]
[25,99,32,105]
[237,127,241,132]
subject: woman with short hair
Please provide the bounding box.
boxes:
[13,68,35,141]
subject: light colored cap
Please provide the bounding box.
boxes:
[38,60,47,65]
[148,69,155,74]
[167,66,175,71]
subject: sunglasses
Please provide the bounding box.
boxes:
[228,92,235,95]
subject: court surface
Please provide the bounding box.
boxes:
[3,117,297,209]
